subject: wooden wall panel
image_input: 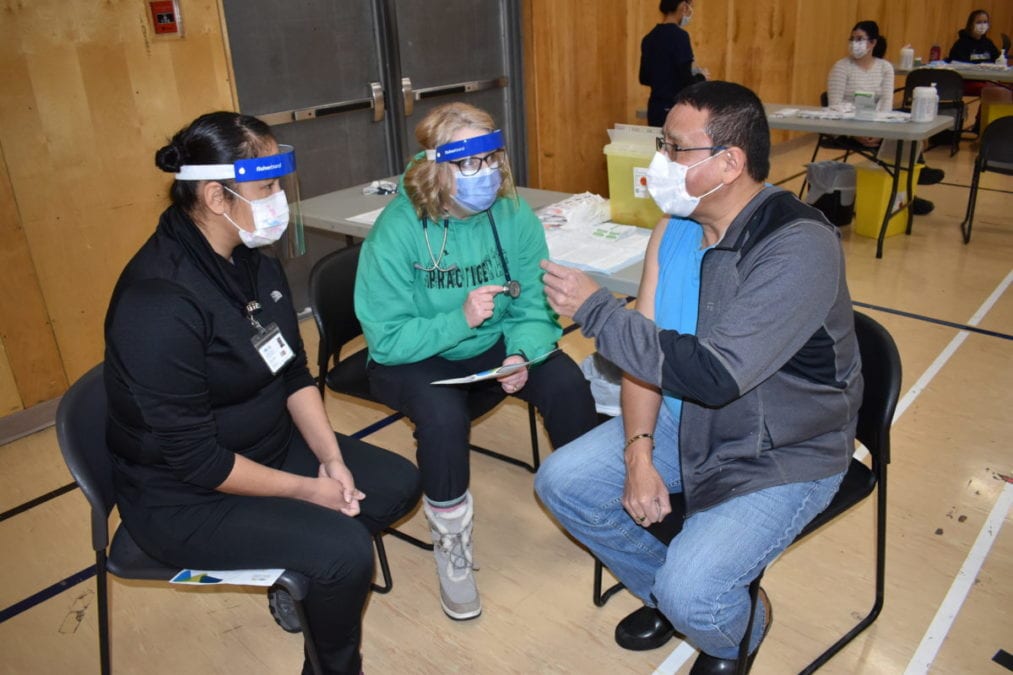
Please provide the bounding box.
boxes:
[523,1,630,196]
[525,0,1013,193]
[0,0,235,399]
[0,75,66,409]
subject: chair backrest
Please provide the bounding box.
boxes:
[55,363,113,554]
[852,312,902,468]
[308,244,365,378]
[980,116,1013,170]
[903,69,964,106]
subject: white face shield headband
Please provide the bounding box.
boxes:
[175,145,305,257]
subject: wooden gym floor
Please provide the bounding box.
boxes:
[0,134,1010,674]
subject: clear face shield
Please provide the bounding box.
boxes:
[175,144,306,258]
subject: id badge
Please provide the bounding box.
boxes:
[252,323,294,374]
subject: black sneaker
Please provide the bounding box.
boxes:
[912,197,935,215]
[918,167,945,185]
[268,587,302,633]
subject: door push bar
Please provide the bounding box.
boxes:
[259,82,386,126]
[400,76,508,115]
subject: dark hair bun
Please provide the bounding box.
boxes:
[154,142,184,173]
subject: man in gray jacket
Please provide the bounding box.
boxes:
[535,81,862,674]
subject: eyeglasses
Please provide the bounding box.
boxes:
[447,152,502,176]
[655,137,727,160]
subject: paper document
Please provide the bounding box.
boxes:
[170,568,284,587]
[545,223,650,274]
[431,350,559,385]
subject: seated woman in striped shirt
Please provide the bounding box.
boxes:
[826,20,942,214]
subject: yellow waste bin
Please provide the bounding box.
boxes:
[853,161,924,239]
[604,124,665,228]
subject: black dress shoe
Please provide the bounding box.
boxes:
[689,588,773,674]
[614,605,676,651]
[911,197,935,215]
[918,167,945,185]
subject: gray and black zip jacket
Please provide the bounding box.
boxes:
[574,186,863,515]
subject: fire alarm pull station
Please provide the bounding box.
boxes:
[148,1,183,37]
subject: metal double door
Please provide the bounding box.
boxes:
[222,0,526,200]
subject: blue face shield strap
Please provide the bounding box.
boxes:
[425,130,504,162]
[174,144,297,181]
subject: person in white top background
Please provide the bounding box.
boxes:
[826,20,943,214]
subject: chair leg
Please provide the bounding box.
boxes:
[371,533,393,594]
[960,163,983,244]
[96,551,111,675]
[384,526,435,551]
[527,403,540,472]
[800,475,888,674]
[592,556,626,607]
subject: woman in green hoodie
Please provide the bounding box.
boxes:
[354,102,597,621]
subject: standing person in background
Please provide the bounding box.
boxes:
[641,0,697,127]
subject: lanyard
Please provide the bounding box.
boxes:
[486,211,520,298]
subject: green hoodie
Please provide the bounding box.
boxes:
[355,173,562,366]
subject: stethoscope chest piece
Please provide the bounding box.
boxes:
[504,279,521,298]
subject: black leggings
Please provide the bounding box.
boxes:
[367,339,598,501]
[119,433,421,675]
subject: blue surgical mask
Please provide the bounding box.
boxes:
[452,167,502,215]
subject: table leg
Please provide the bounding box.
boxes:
[904,140,918,235]
[876,140,904,258]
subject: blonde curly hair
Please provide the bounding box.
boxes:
[404,102,515,221]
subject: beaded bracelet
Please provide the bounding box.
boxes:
[624,432,654,450]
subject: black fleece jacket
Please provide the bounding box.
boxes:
[104,205,314,508]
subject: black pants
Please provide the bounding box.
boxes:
[367,339,598,501]
[648,97,672,128]
[119,433,421,675]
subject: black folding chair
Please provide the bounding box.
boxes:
[959,116,1013,243]
[309,244,543,554]
[593,311,900,674]
[309,244,542,473]
[56,364,322,675]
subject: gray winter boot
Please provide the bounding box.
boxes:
[423,493,481,620]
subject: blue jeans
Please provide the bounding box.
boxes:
[534,405,844,659]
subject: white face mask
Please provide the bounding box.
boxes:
[680,7,692,27]
[849,39,869,59]
[974,22,989,36]
[224,187,290,248]
[646,150,724,217]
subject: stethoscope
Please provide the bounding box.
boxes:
[414,212,521,298]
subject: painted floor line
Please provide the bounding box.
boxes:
[904,481,1013,674]
[653,639,697,675]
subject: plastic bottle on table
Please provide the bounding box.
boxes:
[997,49,1008,68]
[900,45,915,70]
[911,84,939,123]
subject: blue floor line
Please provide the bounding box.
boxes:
[0,566,96,624]
[349,412,405,439]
